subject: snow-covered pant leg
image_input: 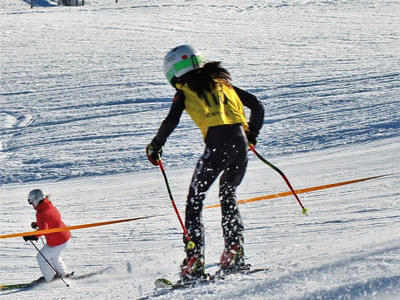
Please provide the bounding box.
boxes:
[219,136,247,249]
[185,147,222,256]
[37,242,68,281]
[220,184,244,249]
[185,136,248,255]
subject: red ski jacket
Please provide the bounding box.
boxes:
[35,198,71,246]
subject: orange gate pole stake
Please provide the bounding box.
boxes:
[205,174,390,209]
[0,216,155,239]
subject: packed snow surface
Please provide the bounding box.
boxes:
[1,0,399,299]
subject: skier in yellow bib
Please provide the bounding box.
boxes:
[146,45,264,281]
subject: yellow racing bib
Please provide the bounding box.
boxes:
[176,80,248,139]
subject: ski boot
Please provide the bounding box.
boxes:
[30,276,46,286]
[180,253,207,283]
[64,271,75,278]
[219,244,250,275]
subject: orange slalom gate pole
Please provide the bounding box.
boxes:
[204,174,389,209]
[0,216,155,240]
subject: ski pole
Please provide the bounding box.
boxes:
[29,241,70,287]
[249,145,309,215]
[37,231,46,246]
[31,222,45,245]
[157,156,195,250]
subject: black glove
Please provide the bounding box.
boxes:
[31,222,38,229]
[246,127,259,146]
[146,141,162,166]
[23,235,38,242]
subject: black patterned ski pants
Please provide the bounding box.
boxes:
[184,126,248,257]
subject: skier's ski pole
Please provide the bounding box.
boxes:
[249,145,308,215]
[29,241,70,287]
[157,156,195,250]
[36,231,46,246]
[31,223,45,245]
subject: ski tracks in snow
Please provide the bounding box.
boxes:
[205,240,400,300]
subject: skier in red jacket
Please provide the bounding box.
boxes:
[23,189,72,283]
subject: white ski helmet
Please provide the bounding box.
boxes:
[28,189,45,207]
[163,45,204,85]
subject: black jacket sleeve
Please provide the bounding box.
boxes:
[233,86,264,133]
[151,91,185,148]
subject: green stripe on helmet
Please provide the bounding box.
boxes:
[166,55,204,82]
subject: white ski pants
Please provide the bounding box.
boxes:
[37,242,69,281]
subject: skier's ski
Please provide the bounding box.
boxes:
[136,266,269,300]
[215,266,270,278]
[0,278,44,292]
[0,267,112,292]
[154,265,269,290]
[155,274,215,290]
[0,282,33,291]
[70,266,113,280]
[135,276,215,300]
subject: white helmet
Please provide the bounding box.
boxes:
[28,189,45,207]
[163,45,204,85]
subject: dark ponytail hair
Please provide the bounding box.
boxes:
[177,62,231,99]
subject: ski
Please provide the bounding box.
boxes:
[137,265,269,300]
[70,266,113,280]
[0,267,112,292]
[215,266,270,278]
[155,274,215,290]
[0,282,33,291]
[0,278,44,292]
[154,265,269,290]
[136,276,216,300]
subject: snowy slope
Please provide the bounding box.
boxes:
[1,0,400,299]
